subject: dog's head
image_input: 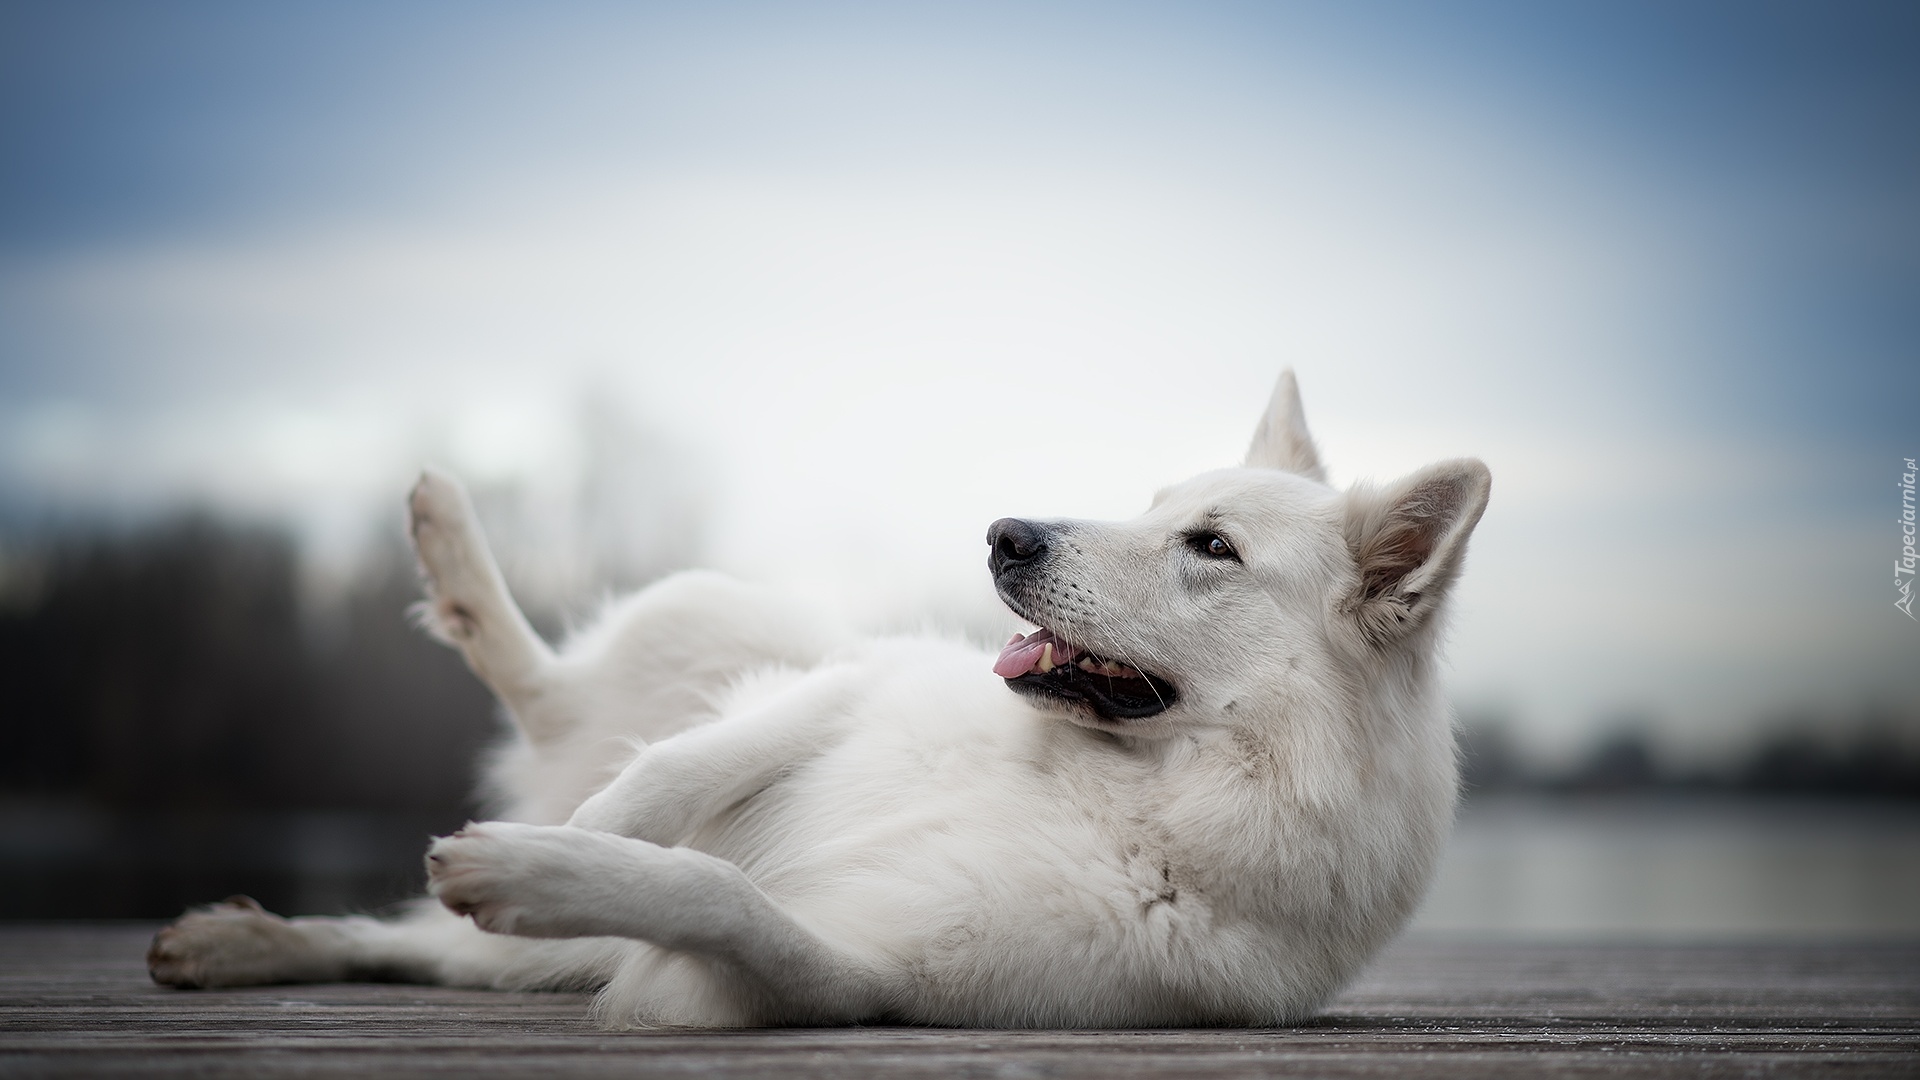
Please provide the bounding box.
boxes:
[989,370,1490,738]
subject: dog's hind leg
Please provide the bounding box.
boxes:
[407,468,571,742]
[427,822,887,1025]
[408,468,850,753]
[565,662,861,843]
[148,896,633,991]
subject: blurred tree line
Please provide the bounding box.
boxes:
[1458,713,1920,796]
[0,513,499,917]
[0,513,493,812]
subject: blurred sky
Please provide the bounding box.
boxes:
[1,0,1915,765]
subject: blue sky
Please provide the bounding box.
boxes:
[2,2,1912,437]
[1,1,1915,763]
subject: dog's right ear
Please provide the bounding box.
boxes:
[1244,369,1327,481]
[1343,459,1491,645]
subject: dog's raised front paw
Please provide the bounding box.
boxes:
[426,822,613,939]
[148,896,330,988]
[427,822,549,937]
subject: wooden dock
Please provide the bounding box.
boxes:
[3,924,1916,1077]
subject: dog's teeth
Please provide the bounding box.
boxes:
[1036,643,1056,673]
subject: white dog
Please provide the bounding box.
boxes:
[148,371,1489,1028]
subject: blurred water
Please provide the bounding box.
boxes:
[1415,793,1920,939]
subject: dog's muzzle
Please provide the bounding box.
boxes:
[985,518,1177,721]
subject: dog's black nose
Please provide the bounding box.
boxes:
[987,518,1049,576]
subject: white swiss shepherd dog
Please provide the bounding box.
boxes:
[149,371,1490,1029]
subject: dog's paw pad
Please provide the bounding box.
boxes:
[409,596,479,645]
[148,898,313,989]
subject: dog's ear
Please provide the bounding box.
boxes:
[1244,369,1327,481]
[1343,459,1491,644]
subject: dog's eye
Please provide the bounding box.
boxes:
[1189,532,1238,561]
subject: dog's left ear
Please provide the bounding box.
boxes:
[1344,459,1491,644]
[1244,369,1327,481]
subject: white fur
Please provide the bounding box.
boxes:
[148,371,1490,1029]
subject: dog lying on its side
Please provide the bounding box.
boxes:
[147,371,1490,1028]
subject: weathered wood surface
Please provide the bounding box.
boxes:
[2,925,1916,1077]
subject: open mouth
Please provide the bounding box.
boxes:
[993,628,1177,720]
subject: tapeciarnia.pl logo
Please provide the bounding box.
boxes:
[1900,457,1917,620]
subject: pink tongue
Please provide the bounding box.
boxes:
[994,628,1062,678]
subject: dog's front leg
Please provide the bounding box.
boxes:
[426,822,881,1023]
[566,664,862,844]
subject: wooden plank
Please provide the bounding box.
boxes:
[2,925,1915,1078]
